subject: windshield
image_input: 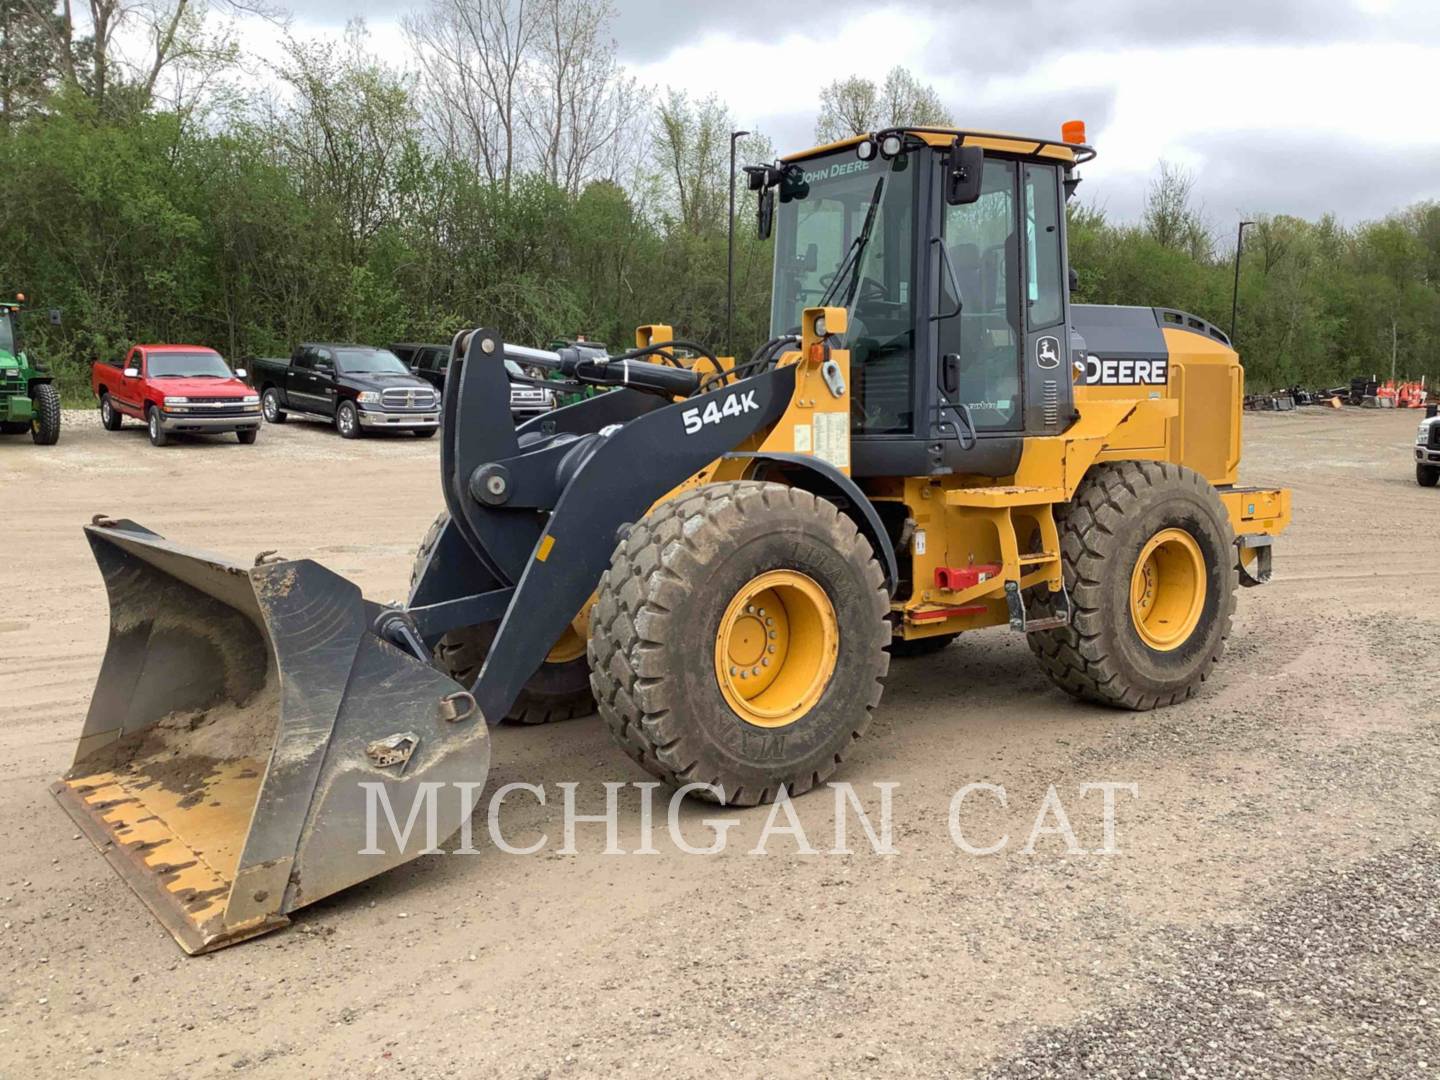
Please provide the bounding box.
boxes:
[0,311,14,358]
[770,148,918,434]
[148,351,233,378]
[335,348,410,375]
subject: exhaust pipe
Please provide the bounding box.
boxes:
[53,520,490,953]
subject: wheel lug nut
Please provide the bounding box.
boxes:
[757,608,766,617]
[767,645,775,654]
[730,666,738,676]
[765,617,773,626]
[761,658,770,667]
[752,667,760,676]
[745,605,754,614]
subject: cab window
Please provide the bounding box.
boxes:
[1024,164,1064,330]
[939,158,1022,432]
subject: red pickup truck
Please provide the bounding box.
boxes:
[92,345,262,446]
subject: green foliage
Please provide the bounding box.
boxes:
[1,35,1436,403]
[1070,195,1440,390]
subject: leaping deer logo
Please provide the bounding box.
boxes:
[1036,337,1061,369]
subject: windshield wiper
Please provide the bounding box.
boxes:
[817,175,886,312]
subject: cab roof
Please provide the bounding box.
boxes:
[138,344,222,353]
[783,127,1093,167]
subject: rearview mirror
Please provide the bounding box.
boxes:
[944,144,985,206]
[757,188,775,240]
[234,367,248,379]
[123,367,139,378]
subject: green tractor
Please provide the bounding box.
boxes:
[0,295,60,445]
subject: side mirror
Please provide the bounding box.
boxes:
[1068,267,1079,293]
[757,188,775,240]
[48,308,62,326]
[944,144,985,206]
[123,367,140,378]
[234,367,248,379]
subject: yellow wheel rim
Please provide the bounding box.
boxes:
[714,570,838,729]
[1129,528,1207,652]
[545,623,587,664]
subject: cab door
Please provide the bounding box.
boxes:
[118,349,145,417]
[310,348,339,416]
[1017,161,1071,434]
[924,152,1074,474]
[286,349,319,412]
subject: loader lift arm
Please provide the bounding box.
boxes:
[405,328,799,726]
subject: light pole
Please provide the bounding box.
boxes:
[727,129,751,358]
[1230,220,1255,344]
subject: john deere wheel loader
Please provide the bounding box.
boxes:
[53,124,1291,953]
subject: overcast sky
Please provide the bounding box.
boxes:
[253,0,1440,228]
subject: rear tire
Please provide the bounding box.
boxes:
[1419,463,1439,488]
[146,405,169,447]
[336,400,360,439]
[888,632,959,658]
[588,481,890,807]
[409,511,595,723]
[1028,461,1236,710]
[100,393,123,431]
[30,383,60,445]
[262,388,287,423]
[237,428,258,445]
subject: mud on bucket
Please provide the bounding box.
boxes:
[53,521,490,954]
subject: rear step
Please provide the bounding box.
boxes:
[1004,580,1072,633]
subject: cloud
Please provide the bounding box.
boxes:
[255,0,1440,222]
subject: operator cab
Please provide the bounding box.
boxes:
[758,126,1093,478]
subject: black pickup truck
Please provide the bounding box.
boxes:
[390,341,557,420]
[250,344,441,438]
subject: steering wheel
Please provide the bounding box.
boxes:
[856,277,887,304]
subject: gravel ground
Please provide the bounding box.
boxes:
[990,839,1440,1078]
[1,405,1437,1078]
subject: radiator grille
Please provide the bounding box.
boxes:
[381,387,439,410]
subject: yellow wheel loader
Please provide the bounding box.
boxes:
[53,124,1291,953]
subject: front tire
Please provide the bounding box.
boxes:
[589,481,890,806]
[262,388,287,423]
[1029,461,1236,710]
[30,383,60,445]
[335,400,360,439]
[237,428,258,445]
[100,393,123,431]
[146,406,169,447]
[1419,463,1440,488]
[413,427,437,439]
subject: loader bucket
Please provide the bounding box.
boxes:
[52,521,490,954]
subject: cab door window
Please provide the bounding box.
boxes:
[939,159,1022,432]
[1024,164,1064,330]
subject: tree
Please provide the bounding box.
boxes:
[814,65,951,142]
[0,0,64,124]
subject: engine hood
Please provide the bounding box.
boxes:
[150,376,254,398]
[342,371,435,393]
